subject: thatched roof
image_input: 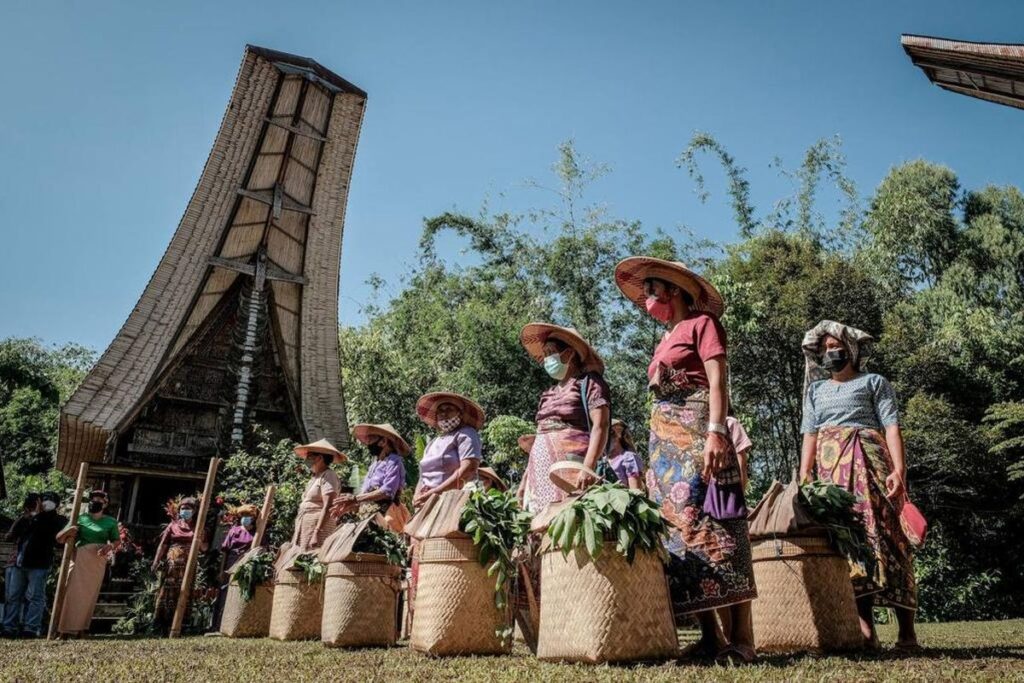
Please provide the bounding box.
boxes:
[57,46,366,475]
[902,34,1024,110]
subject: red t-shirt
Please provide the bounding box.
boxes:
[648,314,727,388]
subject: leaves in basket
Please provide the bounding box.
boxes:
[293,552,327,584]
[232,548,275,602]
[545,483,669,563]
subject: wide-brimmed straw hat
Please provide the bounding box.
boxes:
[352,423,412,456]
[416,392,486,430]
[517,433,536,454]
[614,256,725,319]
[478,466,508,492]
[293,438,346,462]
[519,323,605,374]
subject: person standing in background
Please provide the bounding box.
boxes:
[3,492,66,637]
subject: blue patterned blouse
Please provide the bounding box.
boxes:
[800,373,899,434]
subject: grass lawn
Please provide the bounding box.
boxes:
[1,621,1022,682]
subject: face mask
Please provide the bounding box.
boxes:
[42,501,57,512]
[179,509,194,521]
[645,296,674,323]
[438,416,461,434]
[821,348,850,372]
[240,516,254,528]
[88,501,104,514]
[543,354,568,380]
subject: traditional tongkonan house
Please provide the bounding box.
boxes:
[56,46,365,541]
[902,34,1024,110]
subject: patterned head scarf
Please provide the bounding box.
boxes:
[801,320,874,396]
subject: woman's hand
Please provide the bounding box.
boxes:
[885,470,907,500]
[412,487,433,508]
[701,431,730,481]
[573,470,597,491]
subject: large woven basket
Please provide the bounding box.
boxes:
[536,543,678,663]
[751,535,863,652]
[269,570,323,641]
[322,553,402,648]
[220,583,274,637]
[409,536,510,656]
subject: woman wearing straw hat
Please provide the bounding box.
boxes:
[608,419,644,491]
[292,439,344,550]
[798,320,918,650]
[615,256,756,663]
[333,423,410,530]
[518,323,611,513]
[412,392,486,508]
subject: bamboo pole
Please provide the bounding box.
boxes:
[47,462,90,640]
[169,457,220,638]
[251,484,276,550]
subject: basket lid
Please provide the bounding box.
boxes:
[226,546,273,576]
[318,515,385,563]
[747,479,826,539]
[404,489,473,540]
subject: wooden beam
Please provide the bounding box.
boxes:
[87,463,208,481]
[264,117,328,142]
[265,263,306,285]
[48,462,90,639]
[251,484,276,550]
[237,188,315,216]
[169,457,220,638]
[207,255,255,277]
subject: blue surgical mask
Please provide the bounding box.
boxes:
[543,354,568,380]
[179,509,193,521]
[240,516,254,528]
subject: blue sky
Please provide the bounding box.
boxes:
[3,1,1024,351]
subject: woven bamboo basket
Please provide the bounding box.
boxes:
[536,543,678,663]
[409,536,510,656]
[322,553,402,648]
[220,583,274,637]
[751,535,863,652]
[269,570,324,641]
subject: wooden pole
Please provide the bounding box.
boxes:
[251,484,275,550]
[47,462,90,640]
[169,457,220,638]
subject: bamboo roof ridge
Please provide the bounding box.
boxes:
[57,46,366,475]
[902,34,1024,110]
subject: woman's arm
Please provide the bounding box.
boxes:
[356,488,391,504]
[799,433,817,482]
[884,424,907,499]
[626,475,642,491]
[702,356,730,480]
[312,492,335,546]
[151,528,169,572]
[736,447,750,491]
[432,457,479,496]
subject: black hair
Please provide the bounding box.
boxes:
[544,336,569,353]
[41,491,61,504]
[320,452,334,466]
[23,493,41,509]
[643,277,694,307]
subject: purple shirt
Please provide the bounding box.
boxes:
[609,450,642,483]
[361,452,406,499]
[419,426,482,488]
[221,524,254,569]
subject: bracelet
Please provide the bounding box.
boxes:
[706,422,729,437]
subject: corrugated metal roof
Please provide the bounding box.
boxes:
[902,34,1024,110]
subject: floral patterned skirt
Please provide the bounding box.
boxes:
[816,426,917,610]
[647,393,757,617]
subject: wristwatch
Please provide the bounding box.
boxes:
[706,422,729,437]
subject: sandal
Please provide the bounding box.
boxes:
[680,639,720,660]
[716,644,757,665]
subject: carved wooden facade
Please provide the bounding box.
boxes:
[57,46,365,480]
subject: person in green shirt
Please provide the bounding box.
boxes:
[55,490,119,637]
